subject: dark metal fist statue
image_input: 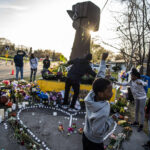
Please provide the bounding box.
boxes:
[67,1,100,60]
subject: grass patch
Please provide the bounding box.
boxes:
[111,72,118,79]
[147,88,150,98]
[0,57,13,61]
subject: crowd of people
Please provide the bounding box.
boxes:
[13,50,150,150]
[13,50,50,82]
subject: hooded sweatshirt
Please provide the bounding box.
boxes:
[30,58,38,69]
[84,91,114,143]
[83,59,114,143]
[116,79,147,100]
[14,51,26,67]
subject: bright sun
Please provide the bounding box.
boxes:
[89,30,94,35]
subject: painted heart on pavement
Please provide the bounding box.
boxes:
[17,105,85,150]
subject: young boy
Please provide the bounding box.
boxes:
[115,68,148,132]
[82,53,116,150]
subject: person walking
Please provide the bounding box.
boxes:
[30,53,38,82]
[14,50,26,80]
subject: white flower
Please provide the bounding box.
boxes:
[33,144,36,148]
[20,128,23,131]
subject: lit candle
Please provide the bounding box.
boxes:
[53,112,57,116]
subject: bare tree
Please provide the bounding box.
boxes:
[104,0,150,72]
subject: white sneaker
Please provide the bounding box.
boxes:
[61,105,68,110]
[68,108,78,112]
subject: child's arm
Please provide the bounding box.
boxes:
[21,51,26,57]
[136,80,148,86]
[96,53,108,78]
[115,81,131,86]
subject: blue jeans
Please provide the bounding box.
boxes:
[16,66,23,80]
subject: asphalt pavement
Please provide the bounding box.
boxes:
[0,108,149,150]
[0,60,43,81]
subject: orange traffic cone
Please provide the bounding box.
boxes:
[11,69,14,75]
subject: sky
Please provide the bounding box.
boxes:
[0,0,122,59]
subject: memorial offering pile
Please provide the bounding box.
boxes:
[105,93,132,150]
[0,79,65,110]
[41,63,95,84]
[42,64,68,81]
[0,79,133,150]
[110,94,129,115]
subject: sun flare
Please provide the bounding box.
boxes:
[89,30,94,35]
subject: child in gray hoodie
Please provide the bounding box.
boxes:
[83,53,115,150]
[115,68,147,132]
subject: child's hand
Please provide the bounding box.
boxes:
[136,81,142,85]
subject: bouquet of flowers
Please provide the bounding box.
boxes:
[120,71,128,82]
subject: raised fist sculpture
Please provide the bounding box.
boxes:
[67,1,100,60]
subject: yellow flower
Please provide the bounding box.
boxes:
[7,93,10,97]
[120,107,125,113]
[80,99,84,102]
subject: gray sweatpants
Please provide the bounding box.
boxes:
[135,98,146,125]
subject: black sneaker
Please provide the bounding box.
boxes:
[142,141,150,148]
[137,124,143,132]
[131,121,139,126]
